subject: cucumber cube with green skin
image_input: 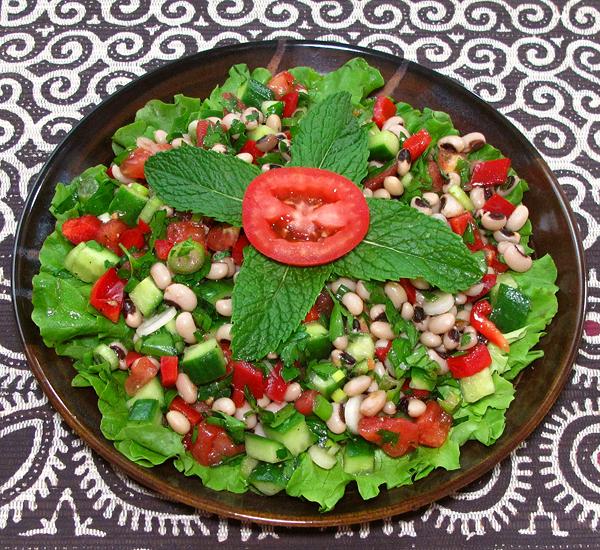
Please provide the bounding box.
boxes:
[247,124,277,142]
[460,367,495,403]
[64,241,119,283]
[138,195,165,224]
[240,456,259,479]
[313,394,333,421]
[248,461,290,496]
[135,329,178,357]
[237,79,274,108]
[409,368,436,391]
[108,185,148,226]
[304,322,332,361]
[489,284,530,333]
[346,333,375,362]
[126,377,165,409]
[263,411,316,456]
[343,439,375,474]
[181,338,227,385]
[244,433,291,463]
[307,362,346,397]
[127,399,162,425]
[129,277,163,317]
[368,128,400,161]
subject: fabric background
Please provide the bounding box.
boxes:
[1,1,599,547]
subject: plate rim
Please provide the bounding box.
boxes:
[12,38,587,527]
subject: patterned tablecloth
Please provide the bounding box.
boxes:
[1,1,599,548]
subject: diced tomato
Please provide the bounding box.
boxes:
[153,239,172,260]
[295,390,318,416]
[160,356,178,387]
[264,362,288,403]
[482,244,508,273]
[89,268,126,322]
[61,215,102,245]
[137,219,151,234]
[119,226,145,250]
[169,396,202,425]
[242,167,370,266]
[120,143,171,180]
[124,356,159,396]
[95,219,128,255]
[314,290,334,318]
[449,212,473,236]
[221,92,245,115]
[281,91,299,118]
[467,273,497,302]
[206,224,240,251]
[482,193,516,217]
[470,158,511,186]
[447,344,492,379]
[231,233,250,265]
[166,221,206,246]
[196,119,215,148]
[399,278,417,305]
[125,351,142,368]
[363,161,397,191]
[304,305,320,323]
[373,96,396,129]
[231,361,265,407]
[402,129,432,161]
[415,401,452,448]
[191,421,244,467]
[358,416,420,458]
[427,158,445,192]
[471,300,509,352]
[375,340,392,362]
[239,139,264,162]
[267,71,296,99]
[402,380,431,399]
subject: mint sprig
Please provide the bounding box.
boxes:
[290,91,368,184]
[334,199,485,293]
[231,247,332,361]
[145,147,260,226]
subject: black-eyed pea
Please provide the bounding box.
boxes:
[359,390,387,417]
[384,282,407,309]
[503,244,533,272]
[382,115,405,130]
[369,303,386,320]
[216,323,232,342]
[176,373,197,404]
[407,398,427,417]
[175,312,197,344]
[383,175,404,196]
[150,262,172,290]
[440,194,465,218]
[462,132,486,152]
[356,281,371,301]
[373,188,391,199]
[423,192,441,213]
[443,327,461,350]
[438,135,465,153]
[506,204,529,232]
[284,382,302,402]
[470,187,486,210]
[326,403,347,434]
[428,312,456,334]
[342,292,364,316]
[420,331,442,348]
[164,283,197,311]
[481,211,507,231]
[370,321,394,340]
[494,228,520,243]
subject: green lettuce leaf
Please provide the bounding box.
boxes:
[174,453,249,493]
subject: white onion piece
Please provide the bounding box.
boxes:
[135,307,177,337]
[422,292,455,316]
[97,212,111,223]
[344,395,364,435]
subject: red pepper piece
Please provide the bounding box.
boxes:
[282,91,299,118]
[137,219,151,234]
[482,193,516,217]
[402,129,432,161]
[231,361,265,407]
[304,305,320,323]
[447,344,492,378]
[169,396,202,425]
[265,362,288,403]
[196,119,215,148]
[160,356,179,387]
[467,273,497,302]
[399,278,417,304]
[373,96,396,129]
[89,268,126,322]
[471,300,509,352]
[470,158,511,186]
[154,239,173,260]
[239,139,264,162]
[375,340,392,362]
[61,215,102,245]
[482,244,508,274]
[119,226,145,250]
[448,212,473,236]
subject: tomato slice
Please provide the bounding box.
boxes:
[119,226,145,250]
[358,416,419,458]
[120,143,171,179]
[231,360,265,407]
[231,233,250,265]
[95,219,128,255]
[239,139,264,162]
[415,401,452,448]
[89,268,126,322]
[206,224,240,251]
[124,357,159,396]
[196,120,215,148]
[242,167,370,266]
[295,390,318,416]
[191,421,244,466]
[363,161,397,191]
[281,91,299,118]
[304,305,320,323]
[61,215,102,245]
[166,221,206,246]
[427,158,445,192]
[267,71,296,99]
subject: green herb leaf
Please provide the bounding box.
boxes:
[231,247,332,360]
[290,92,368,184]
[334,199,484,293]
[145,147,260,225]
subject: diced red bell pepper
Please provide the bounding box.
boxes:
[449,212,473,236]
[482,193,516,217]
[375,340,392,362]
[402,129,432,161]
[465,223,485,252]
[399,278,417,304]
[169,396,202,425]
[154,239,173,260]
[447,344,492,378]
[160,356,179,387]
[231,361,265,407]
[231,233,250,265]
[239,140,264,162]
[482,244,508,274]
[125,351,142,368]
[282,91,299,118]
[295,389,318,415]
[467,273,497,302]
[470,158,511,186]
[61,215,102,245]
[89,268,126,322]
[373,96,396,129]
[304,305,320,323]
[471,300,509,353]
[265,362,288,403]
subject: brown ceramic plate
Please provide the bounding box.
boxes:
[13,40,585,527]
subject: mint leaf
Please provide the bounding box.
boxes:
[290,92,368,184]
[145,147,260,225]
[231,247,332,360]
[334,199,484,293]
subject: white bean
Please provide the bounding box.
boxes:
[438,134,465,153]
[420,331,442,348]
[125,309,143,328]
[166,410,191,435]
[330,278,357,293]
[234,403,257,429]
[342,292,364,316]
[383,175,404,196]
[493,229,520,243]
[382,115,404,130]
[443,328,461,351]
[427,349,449,374]
[257,396,271,408]
[153,129,168,144]
[150,262,172,290]
[465,281,485,297]
[370,304,386,320]
[481,211,507,231]
[215,298,232,316]
[333,335,348,350]
[470,187,486,210]
[407,398,427,418]
[343,375,372,397]
[344,395,364,434]
[503,244,533,272]
[265,402,286,413]
[383,401,397,415]
[216,323,232,342]
[387,124,411,139]
[458,326,478,350]
[454,293,467,305]
[212,397,236,416]
[411,278,430,290]
[462,132,486,152]
[330,349,343,367]
[176,372,197,404]
[401,302,414,320]
[242,107,262,129]
[284,382,302,402]
[265,114,282,132]
[175,312,197,344]
[384,282,407,309]
[428,312,456,335]
[206,262,229,280]
[164,283,197,311]
[506,204,529,232]
[441,194,465,218]
[359,390,387,417]
[373,188,391,199]
[356,281,371,301]
[411,196,433,215]
[222,257,236,277]
[236,152,254,163]
[211,143,227,154]
[422,292,454,316]
[423,192,441,213]
[326,403,347,434]
[370,321,394,340]
[187,119,199,135]
[111,164,136,184]
[363,188,373,198]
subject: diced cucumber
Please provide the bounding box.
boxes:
[248,462,290,496]
[64,241,119,283]
[409,368,436,391]
[240,455,259,479]
[350,359,370,376]
[346,333,375,362]
[261,100,284,117]
[308,445,337,470]
[460,367,495,403]
[244,433,290,463]
[447,184,475,211]
[92,343,119,370]
[307,362,346,397]
[129,276,163,317]
[304,322,332,361]
[195,280,234,306]
[313,394,333,421]
[247,124,277,142]
[135,329,178,357]
[490,273,518,302]
[237,78,275,108]
[368,128,400,161]
[330,388,347,403]
[343,439,375,474]
[127,398,162,425]
[437,385,462,414]
[181,338,227,385]
[126,377,165,409]
[489,284,530,333]
[138,195,165,223]
[108,184,148,226]
[263,412,315,456]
